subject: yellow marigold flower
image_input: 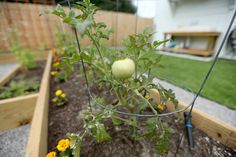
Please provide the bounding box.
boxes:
[46,151,56,157]
[57,139,70,152]
[51,71,58,76]
[60,93,66,98]
[55,90,63,96]
[52,48,60,60]
[53,62,60,67]
[145,95,150,100]
[157,103,165,111]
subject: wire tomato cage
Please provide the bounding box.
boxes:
[63,0,236,152]
[86,85,195,117]
[67,2,236,118]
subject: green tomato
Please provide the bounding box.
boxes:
[111,58,135,79]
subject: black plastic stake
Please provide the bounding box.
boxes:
[184,112,194,149]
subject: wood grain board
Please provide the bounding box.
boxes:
[0,2,153,50]
[0,51,49,64]
[25,52,52,157]
[167,100,236,149]
[0,93,38,131]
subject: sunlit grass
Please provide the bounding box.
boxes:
[151,55,236,110]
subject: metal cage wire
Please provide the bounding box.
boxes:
[64,0,236,118]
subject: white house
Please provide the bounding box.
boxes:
[136,0,236,58]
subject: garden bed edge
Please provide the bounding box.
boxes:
[25,52,52,157]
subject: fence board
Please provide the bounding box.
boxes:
[0,2,153,51]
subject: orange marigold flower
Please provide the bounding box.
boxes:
[57,139,70,152]
[46,151,56,157]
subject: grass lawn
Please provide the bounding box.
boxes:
[151,55,236,110]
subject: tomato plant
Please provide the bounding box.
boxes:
[46,0,178,156]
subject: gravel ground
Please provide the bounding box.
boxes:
[0,63,19,79]
[153,78,236,127]
[0,125,30,157]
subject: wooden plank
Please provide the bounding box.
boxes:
[0,3,10,50]
[166,100,236,149]
[116,12,136,46]
[0,51,49,64]
[149,90,236,149]
[25,52,52,157]
[0,2,153,50]
[0,64,21,86]
[161,47,213,56]
[0,93,38,131]
[164,31,220,37]
[137,17,153,34]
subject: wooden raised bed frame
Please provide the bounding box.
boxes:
[26,53,236,157]
[26,52,52,157]
[0,52,50,132]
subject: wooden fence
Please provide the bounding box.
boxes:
[0,2,153,51]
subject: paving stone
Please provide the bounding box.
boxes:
[0,63,19,79]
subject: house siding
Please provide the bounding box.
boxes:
[153,0,236,57]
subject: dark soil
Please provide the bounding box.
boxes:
[48,66,236,157]
[0,61,45,99]
[11,60,46,83]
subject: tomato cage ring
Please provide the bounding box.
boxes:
[87,86,195,117]
[78,59,196,117]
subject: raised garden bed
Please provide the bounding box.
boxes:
[25,54,236,157]
[25,1,236,156]
[0,52,50,131]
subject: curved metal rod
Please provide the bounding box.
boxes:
[75,60,195,117]
[88,88,195,117]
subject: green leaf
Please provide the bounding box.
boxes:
[142,117,157,139]
[155,124,173,153]
[93,122,111,143]
[72,137,82,157]
[155,137,169,154]
[52,4,66,18]
[80,51,91,62]
[67,133,83,157]
[69,10,75,18]
[111,114,123,125]
[76,17,93,35]
[153,39,169,48]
